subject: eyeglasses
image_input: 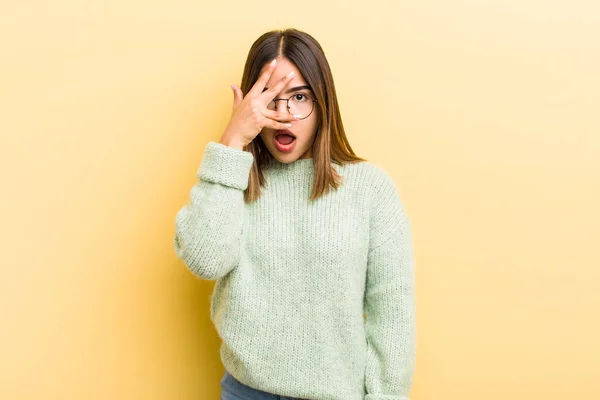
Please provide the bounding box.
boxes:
[266,93,317,120]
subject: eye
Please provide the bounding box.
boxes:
[293,93,307,101]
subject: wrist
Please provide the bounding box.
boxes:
[218,135,245,150]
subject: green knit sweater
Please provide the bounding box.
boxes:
[174,141,416,400]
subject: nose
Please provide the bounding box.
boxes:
[272,98,290,113]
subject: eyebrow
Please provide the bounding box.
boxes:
[262,85,313,95]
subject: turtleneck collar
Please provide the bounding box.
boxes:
[266,157,315,176]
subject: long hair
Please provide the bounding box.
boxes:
[240,28,366,203]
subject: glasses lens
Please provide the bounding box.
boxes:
[288,94,314,119]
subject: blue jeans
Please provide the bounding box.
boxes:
[220,370,304,400]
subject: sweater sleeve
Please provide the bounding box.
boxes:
[174,141,254,280]
[364,170,417,400]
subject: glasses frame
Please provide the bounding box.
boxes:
[267,93,318,120]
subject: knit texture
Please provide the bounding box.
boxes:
[174,141,416,400]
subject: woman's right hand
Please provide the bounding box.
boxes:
[219,59,301,149]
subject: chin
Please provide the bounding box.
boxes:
[273,152,299,163]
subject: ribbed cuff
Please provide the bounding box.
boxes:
[365,395,411,400]
[197,141,254,191]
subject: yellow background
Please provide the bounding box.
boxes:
[1,1,599,399]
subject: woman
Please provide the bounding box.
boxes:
[174,28,416,400]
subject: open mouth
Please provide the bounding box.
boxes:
[274,130,297,152]
[274,129,296,145]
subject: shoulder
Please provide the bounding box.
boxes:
[335,160,396,189]
[335,160,400,200]
[347,161,409,225]
[349,162,411,250]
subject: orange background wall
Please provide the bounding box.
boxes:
[1,1,598,399]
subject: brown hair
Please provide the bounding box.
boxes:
[240,28,366,203]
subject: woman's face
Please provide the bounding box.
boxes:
[258,57,319,162]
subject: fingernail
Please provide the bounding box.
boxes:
[285,123,292,127]
[292,114,301,119]
[286,71,295,78]
[270,59,277,66]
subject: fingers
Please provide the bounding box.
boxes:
[248,59,278,97]
[262,109,301,122]
[261,116,293,130]
[230,83,243,108]
[259,70,295,103]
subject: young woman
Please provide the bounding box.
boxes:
[174,28,416,400]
